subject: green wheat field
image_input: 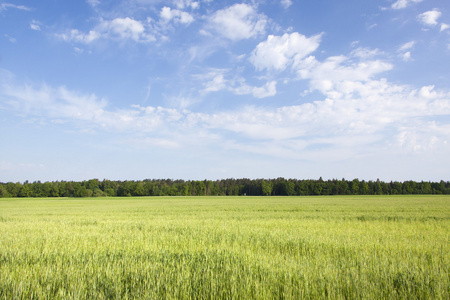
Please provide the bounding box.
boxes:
[1,195,449,299]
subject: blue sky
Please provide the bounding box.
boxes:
[1,0,449,182]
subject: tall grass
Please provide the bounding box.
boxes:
[0,196,449,299]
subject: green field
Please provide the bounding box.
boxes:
[0,196,449,299]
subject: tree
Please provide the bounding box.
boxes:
[391,181,402,195]
[360,181,369,195]
[421,181,432,194]
[261,180,273,196]
[5,182,20,197]
[351,179,360,195]
[0,185,10,197]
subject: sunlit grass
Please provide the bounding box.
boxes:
[0,196,449,299]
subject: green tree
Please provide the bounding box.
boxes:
[261,180,273,196]
[360,181,369,195]
[6,182,21,197]
[18,185,31,197]
[421,181,432,194]
[0,185,10,197]
[391,181,402,194]
[351,179,360,195]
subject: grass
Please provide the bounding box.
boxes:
[0,195,449,299]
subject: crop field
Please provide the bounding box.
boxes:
[0,196,449,299]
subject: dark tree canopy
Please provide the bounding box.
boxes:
[1,178,449,198]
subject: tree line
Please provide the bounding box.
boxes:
[0,178,449,198]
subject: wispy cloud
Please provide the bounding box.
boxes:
[0,3,32,12]
[2,66,449,157]
[86,0,100,8]
[398,40,415,61]
[58,17,156,44]
[198,70,277,98]
[232,80,277,99]
[30,20,41,31]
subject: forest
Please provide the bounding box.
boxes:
[1,178,449,198]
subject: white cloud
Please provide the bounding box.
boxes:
[1,83,106,122]
[30,20,41,31]
[294,53,393,98]
[174,0,199,10]
[401,51,412,61]
[99,17,147,41]
[197,69,277,98]
[233,81,277,98]
[252,81,277,98]
[398,41,415,61]
[2,69,450,160]
[124,137,180,149]
[350,47,383,59]
[160,7,194,25]
[398,40,415,52]
[441,23,449,32]
[0,3,31,12]
[391,0,423,10]
[58,17,155,44]
[281,0,292,9]
[250,32,322,71]
[4,34,16,43]
[87,0,100,7]
[417,9,442,26]
[194,83,450,151]
[395,122,450,153]
[208,3,267,41]
[201,72,227,93]
[59,29,101,44]
[198,70,277,98]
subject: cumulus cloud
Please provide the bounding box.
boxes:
[250,32,322,71]
[295,53,393,99]
[58,29,101,44]
[208,3,267,41]
[391,0,423,10]
[173,0,199,10]
[101,17,146,40]
[160,7,194,25]
[441,23,449,32]
[417,9,442,26]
